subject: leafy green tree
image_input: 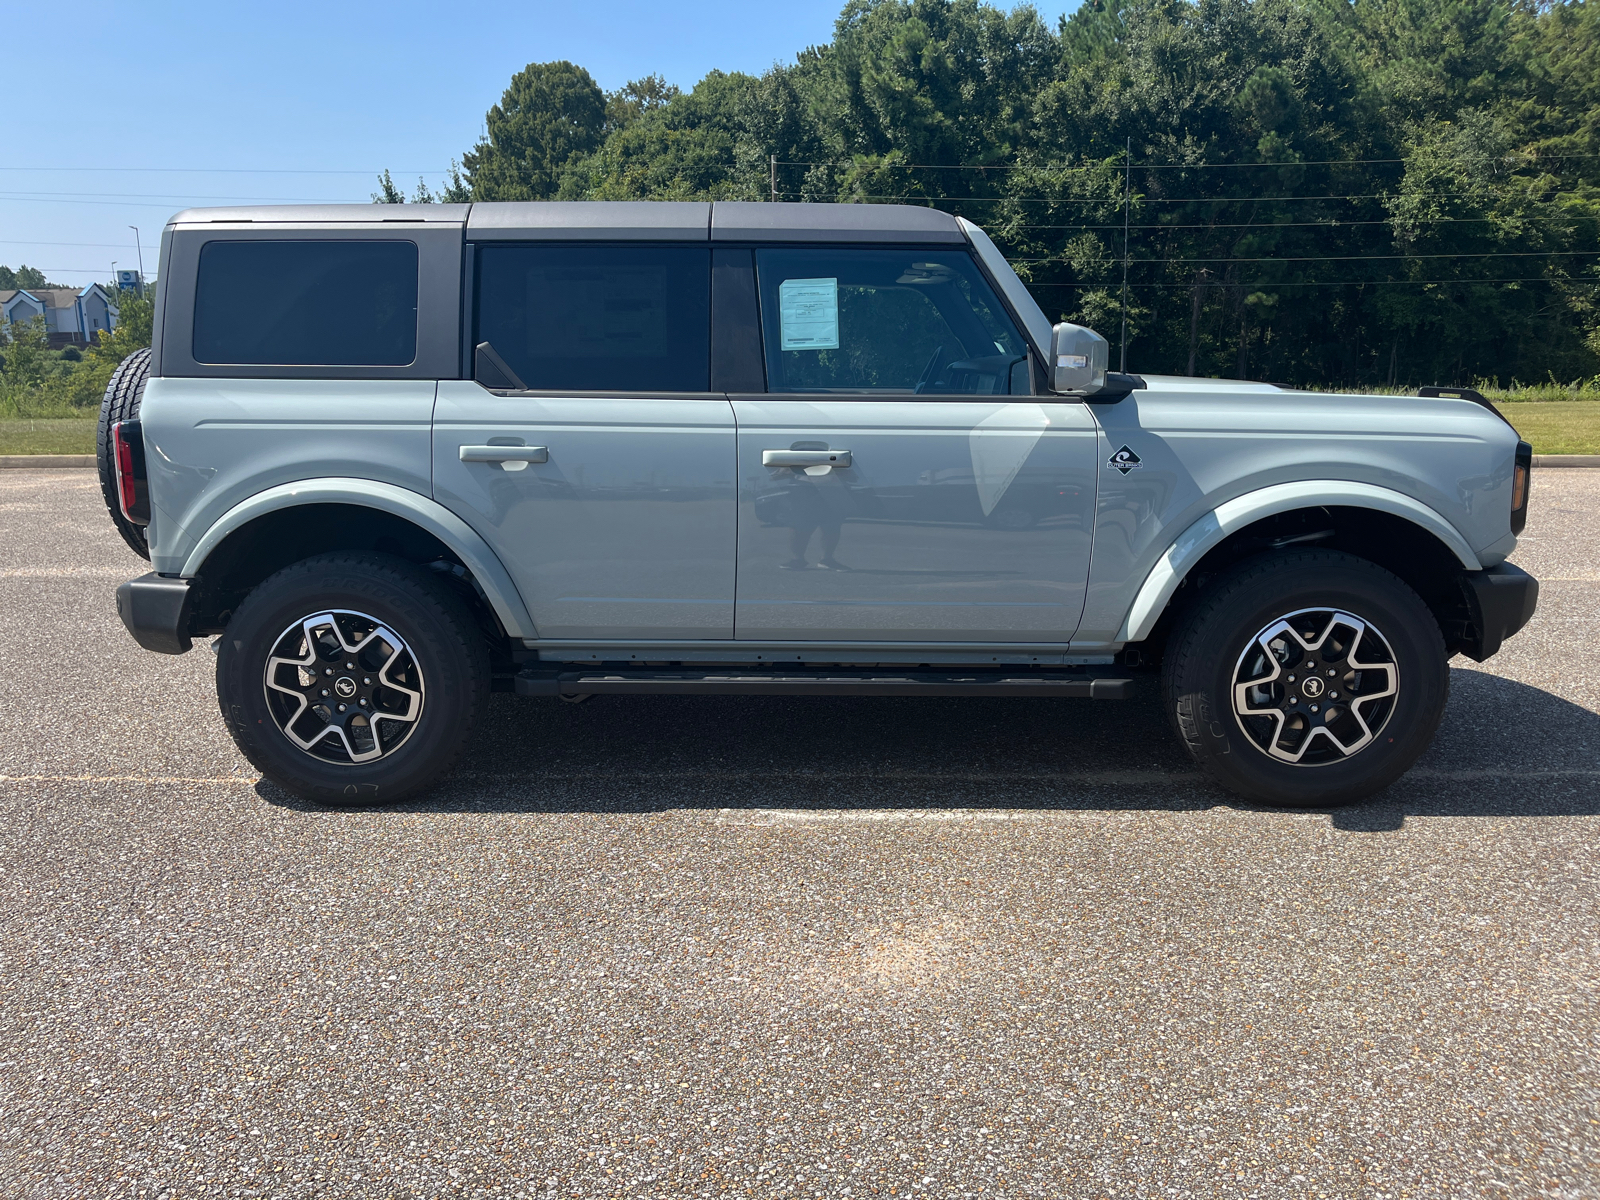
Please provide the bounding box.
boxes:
[372,169,407,203]
[0,316,51,388]
[374,160,472,204]
[90,290,155,366]
[561,70,767,200]
[462,61,607,200]
[605,74,682,133]
[453,0,1600,386]
[1,265,57,290]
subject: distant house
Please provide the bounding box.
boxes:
[0,284,119,348]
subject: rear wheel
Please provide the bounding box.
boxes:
[1162,550,1449,807]
[95,347,152,559]
[217,553,488,804]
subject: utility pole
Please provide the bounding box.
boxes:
[770,155,778,203]
[1120,137,1131,374]
[128,226,145,296]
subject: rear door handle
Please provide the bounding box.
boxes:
[460,445,548,464]
[762,449,852,468]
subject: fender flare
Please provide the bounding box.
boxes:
[1116,480,1481,644]
[179,478,537,639]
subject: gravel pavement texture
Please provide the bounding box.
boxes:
[0,469,1596,1200]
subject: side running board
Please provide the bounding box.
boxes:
[515,667,1137,700]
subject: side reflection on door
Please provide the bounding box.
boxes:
[734,399,1100,642]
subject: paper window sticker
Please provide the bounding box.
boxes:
[779,278,839,351]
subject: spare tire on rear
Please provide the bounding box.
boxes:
[96,346,152,560]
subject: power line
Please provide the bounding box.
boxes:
[1010,250,1600,265]
[0,196,356,210]
[0,268,141,276]
[1032,276,1571,288]
[3,154,1593,176]
[1007,215,1600,230]
[0,166,449,175]
[0,189,367,202]
[773,152,1600,171]
[773,189,1583,204]
[0,239,163,251]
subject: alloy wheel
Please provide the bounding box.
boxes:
[1231,607,1399,766]
[262,610,425,764]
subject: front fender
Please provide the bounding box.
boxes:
[179,478,537,639]
[1115,480,1481,644]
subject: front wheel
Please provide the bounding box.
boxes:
[217,553,488,804]
[1162,550,1449,807]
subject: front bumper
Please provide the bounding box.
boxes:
[116,573,195,655]
[1458,561,1539,662]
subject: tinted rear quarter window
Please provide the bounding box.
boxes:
[474,244,710,393]
[193,240,419,366]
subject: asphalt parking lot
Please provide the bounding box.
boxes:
[1,469,1596,1200]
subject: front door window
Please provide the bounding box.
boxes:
[755,248,1028,397]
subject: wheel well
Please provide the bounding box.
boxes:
[1134,505,1473,664]
[188,503,507,646]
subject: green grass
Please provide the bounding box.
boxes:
[0,418,97,456]
[1499,400,1600,455]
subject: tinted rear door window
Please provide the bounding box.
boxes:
[474,244,710,393]
[193,240,418,366]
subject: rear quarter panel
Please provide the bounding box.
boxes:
[139,377,436,575]
[1073,381,1520,649]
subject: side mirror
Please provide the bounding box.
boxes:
[1051,323,1109,395]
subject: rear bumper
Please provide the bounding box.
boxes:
[116,573,195,655]
[1458,562,1538,663]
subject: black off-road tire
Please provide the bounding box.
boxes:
[1162,550,1449,807]
[217,553,489,805]
[95,346,152,559]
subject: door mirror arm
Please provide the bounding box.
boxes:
[1085,372,1147,403]
[475,341,527,391]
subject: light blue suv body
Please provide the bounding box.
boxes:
[105,201,1537,805]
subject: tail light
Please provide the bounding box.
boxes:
[112,420,150,526]
[1510,440,1532,535]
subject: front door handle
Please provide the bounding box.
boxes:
[460,445,548,464]
[762,449,852,468]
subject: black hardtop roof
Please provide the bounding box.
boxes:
[167,200,967,244]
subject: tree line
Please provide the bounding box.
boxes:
[381,0,1600,388]
[0,266,56,291]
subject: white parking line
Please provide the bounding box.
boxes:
[0,772,259,786]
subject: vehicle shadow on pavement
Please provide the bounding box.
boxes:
[255,668,1598,829]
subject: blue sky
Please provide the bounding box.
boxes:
[3,0,1076,287]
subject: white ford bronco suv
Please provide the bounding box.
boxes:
[102,201,1537,807]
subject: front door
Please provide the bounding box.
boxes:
[433,242,736,641]
[733,247,1099,643]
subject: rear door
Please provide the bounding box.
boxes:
[732,246,1099,643]
[433,242,736,641]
